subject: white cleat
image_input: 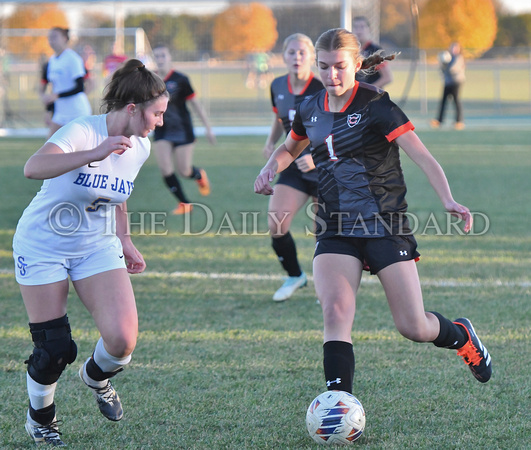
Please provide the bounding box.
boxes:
[273,272,307,302]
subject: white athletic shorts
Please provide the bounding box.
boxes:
[13,241,127,286]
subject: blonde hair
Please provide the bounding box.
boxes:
[315,28,397,73]
[282,33,315,58]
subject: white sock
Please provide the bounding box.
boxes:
[27,373,56,411]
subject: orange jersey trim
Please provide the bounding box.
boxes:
[185,93,196,101]
[324,81,359,112]
[163,70,174,82]
[290,129,307,141]
[386,121,415,142]
[287,72,315,95]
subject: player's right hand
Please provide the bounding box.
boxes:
[254,169,275,195]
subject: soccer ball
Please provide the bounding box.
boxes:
[438,50,452,64]
[306,390,365,445]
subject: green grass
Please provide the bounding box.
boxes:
[1,129,530,448]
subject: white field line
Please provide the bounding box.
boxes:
[140,270,531,288]
[1,268,529,288]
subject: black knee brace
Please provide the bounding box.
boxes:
[85,356,123,382]
[25,315,77,385]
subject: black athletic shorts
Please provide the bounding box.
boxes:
[276,165,318,198]
[313,235,420,275]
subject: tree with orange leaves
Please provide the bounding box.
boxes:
[212,2,278,59]
[4,3,68,58]
[419,0,497,58]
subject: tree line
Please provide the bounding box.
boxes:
[2,0,531,62]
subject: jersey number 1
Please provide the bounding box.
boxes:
[325,135,338,161]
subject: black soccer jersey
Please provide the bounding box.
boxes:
[290,82,415,238]
[270,73,324,181]
[355,41,386,85]
[154,70,195,145]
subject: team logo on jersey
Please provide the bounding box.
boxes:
[347,113,361,128]
[166,81,178,93]
[278,94,285,100]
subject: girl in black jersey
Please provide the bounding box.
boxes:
[353,16,393,88]
[153,44,216,215]
[255,28,491,397]
[263,33,324,302]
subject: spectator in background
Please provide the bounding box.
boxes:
[81,44,96,95]
[39,27,92,138]
[431,42,466,130]
[103,41,128,81]
[353,16,393,89]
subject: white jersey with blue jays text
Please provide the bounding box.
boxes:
[13,114,150,258]
[47,48,91,124]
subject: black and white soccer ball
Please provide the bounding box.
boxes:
[306,390,365,445]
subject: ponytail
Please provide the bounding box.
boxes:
[102,59,168,113]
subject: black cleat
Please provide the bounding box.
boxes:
[454,318,492,383]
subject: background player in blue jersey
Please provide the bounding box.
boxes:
[153,44,216,215]
[15,59,168,446]
[255,28,491,398]
[353,16,393,89]
[262,33,324,302]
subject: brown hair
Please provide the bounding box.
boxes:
[102,59,168,113]
[50,27,69,41]
[315,28,397,73]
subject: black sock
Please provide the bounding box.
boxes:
[163,174,190,203]
[29,402,55,426]
[323,341,355,394]
[271,232,302,277]
[430,311,468,349]
[190,166,201,180]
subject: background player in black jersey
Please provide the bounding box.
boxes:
[153,44,216,215]
[255,28,492,398]
[263,33,324,301]
[353,16,393,89]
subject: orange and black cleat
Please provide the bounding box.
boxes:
[196,168,210,196]
[454,318,492,383]
[172,203,193,215]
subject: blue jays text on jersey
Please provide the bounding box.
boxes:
[73,172,134,196]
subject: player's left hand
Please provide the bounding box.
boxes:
[446,201,473,233]
[295,154,315,173]
[122,241,146,274]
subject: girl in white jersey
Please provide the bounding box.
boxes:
[39,27,92,137]
[14,59,169,447]
[255,28,491,420]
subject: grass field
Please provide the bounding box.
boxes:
[0,128,530,449]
